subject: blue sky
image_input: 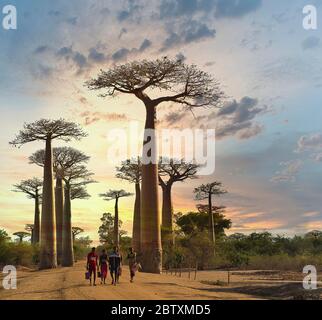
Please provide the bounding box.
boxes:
[1,0,322,243]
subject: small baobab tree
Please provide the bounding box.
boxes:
[194,182,227,256]
[116,158,142,252]
[13,231,31,243]
[72,226,84,242]
[158,159,199,245]
[99,190,133,247]
[13,178,42,244]
[86,57,223,273]
[10,119,87,269]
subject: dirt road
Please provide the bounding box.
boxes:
[1,262,320,300]
[0,261,258,300]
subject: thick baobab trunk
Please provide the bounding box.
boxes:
[140,104,162,274]
[39,138,57,269]
[208,194,215,256]
[33,192,40,244]
[114,197,120,247]
[161,184,174,246]
[132,183,141,252]
[55,177,64,265]
[62,186,74,267]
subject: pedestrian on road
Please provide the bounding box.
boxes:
[109,246,122,286]
[87,247,98,286]
[99,249,108,284]
[127,247,137,283]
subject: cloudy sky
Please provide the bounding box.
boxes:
[1,0,322,244]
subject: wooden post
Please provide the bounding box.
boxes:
[194,262,198,280]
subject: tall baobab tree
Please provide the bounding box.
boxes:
[61,167,93,266]
[86,57,223,273]
[99,190,133,247]
[116,158,142,252]
[25,224,34,244]
[72,227,84,242]
[12,178,42,244]
[29,147,90,265]
[158,159,199,245]
[13,231,31,243]
[194,182,227,256]
[10,119,87,269]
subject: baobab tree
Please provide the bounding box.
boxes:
[25,224,34,243]
[72,226,84,242]
[99,190,133,247]
[158,159,199,245]
[86,57,223,273]
[29,147,90,265]
[13,231,31,243]
[194,182,227,256]
[10,119,87,269]
[61,166,93,266]
[13,178,42,244]
[116,158,142,252]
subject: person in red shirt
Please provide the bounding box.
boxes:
[87,247,98,286]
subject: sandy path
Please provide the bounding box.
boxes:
[0,261,258,300]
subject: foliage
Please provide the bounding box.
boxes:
[98,212,127,245]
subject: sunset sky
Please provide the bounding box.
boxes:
[1,0,322,244]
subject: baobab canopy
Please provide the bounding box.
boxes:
[9,119,87,147]
[86,57,224,109]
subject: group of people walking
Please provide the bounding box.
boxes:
[86,246,138,286]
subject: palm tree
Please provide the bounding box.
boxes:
[12,178,42,244]
[86,57,223,273]
[99,190,133,247]
[116,158,142,252]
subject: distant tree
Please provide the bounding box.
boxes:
[86,57,224,273]
[175,207,231,237]
[10,119,87,269]
[194,182,227,255]
[25,224,34,243]
[116,158,141,252]
[13,178,42,244]
[0,229,10,243]
[158,158,199,245]
[72,227,84,242]
[98,212,126,246]
[99,190,133,247]
[13,231,31,243]
[75,236,93,247]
